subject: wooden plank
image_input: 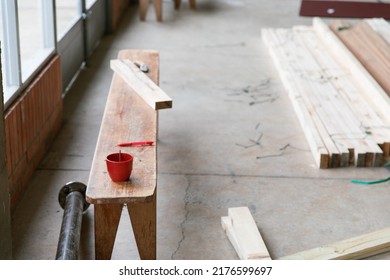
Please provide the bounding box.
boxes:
[262,28,331,168]
[354,21,390,69]
[366,18,390,45]
[299,0,390,19]
[110,58,172,110]
[330,20,390,98]
[86,50,159,204]
[280,227,390,260]
[221,207,271,260]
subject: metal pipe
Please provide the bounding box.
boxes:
[56,181,90,260]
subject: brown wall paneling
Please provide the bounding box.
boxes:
[5,55,63,211]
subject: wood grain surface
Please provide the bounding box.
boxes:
[87,50,159,204]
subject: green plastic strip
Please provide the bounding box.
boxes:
[351,177,390,185]
[351,162,390,185]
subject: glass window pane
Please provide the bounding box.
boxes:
[56,0,82,39]
[0,0,21,103]
[0,2,7,90]
[18,0,55,81]
[86,0,97,9]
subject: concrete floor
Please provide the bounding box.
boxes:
[11,0,390,260]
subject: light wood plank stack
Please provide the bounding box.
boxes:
[262,18,390,168]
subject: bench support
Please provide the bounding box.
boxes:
[140,0,162,21]
[94,192,156,260]
[128,191,156,260]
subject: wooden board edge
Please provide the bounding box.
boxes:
[279,227,390,260]
[222,207,272,260]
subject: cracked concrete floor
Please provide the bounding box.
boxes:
[12,0,390,260]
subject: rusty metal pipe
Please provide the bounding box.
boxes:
[56,182,89,260]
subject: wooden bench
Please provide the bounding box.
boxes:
[140,0,196,21]
[86,50,160,260]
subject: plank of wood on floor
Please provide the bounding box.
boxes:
[279,227,390,260]
[221,207,272,260]
[294,25,384,167]
[313,17,390,160]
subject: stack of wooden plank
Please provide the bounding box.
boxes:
[262,18,390,168]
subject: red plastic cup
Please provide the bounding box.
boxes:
[105,152,133,182]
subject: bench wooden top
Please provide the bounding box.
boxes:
[86,50,159,204]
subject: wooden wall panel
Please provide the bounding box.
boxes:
[0,48,12,259]
[5,55,63,211]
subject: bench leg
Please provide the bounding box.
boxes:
[174,0,181,9]
[127,191,157,260]
[153,0,162,21]
[140,0,149,21]
[175,0,195,9]
[189,0,196,9]
[94,203,123,260]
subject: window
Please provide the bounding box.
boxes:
[0,0,21,102]
[0,0,56,108]
[18,0,56,81]
[55,0,81,39]
[1,0,104,107]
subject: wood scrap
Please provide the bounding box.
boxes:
[110,59,172,110]
[366,18,390,45]
[221,207,271,260]
[262,18,390,168]
[279,227,390,260]
[329,19,390,98]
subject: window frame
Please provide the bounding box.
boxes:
[1,0,57,110]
